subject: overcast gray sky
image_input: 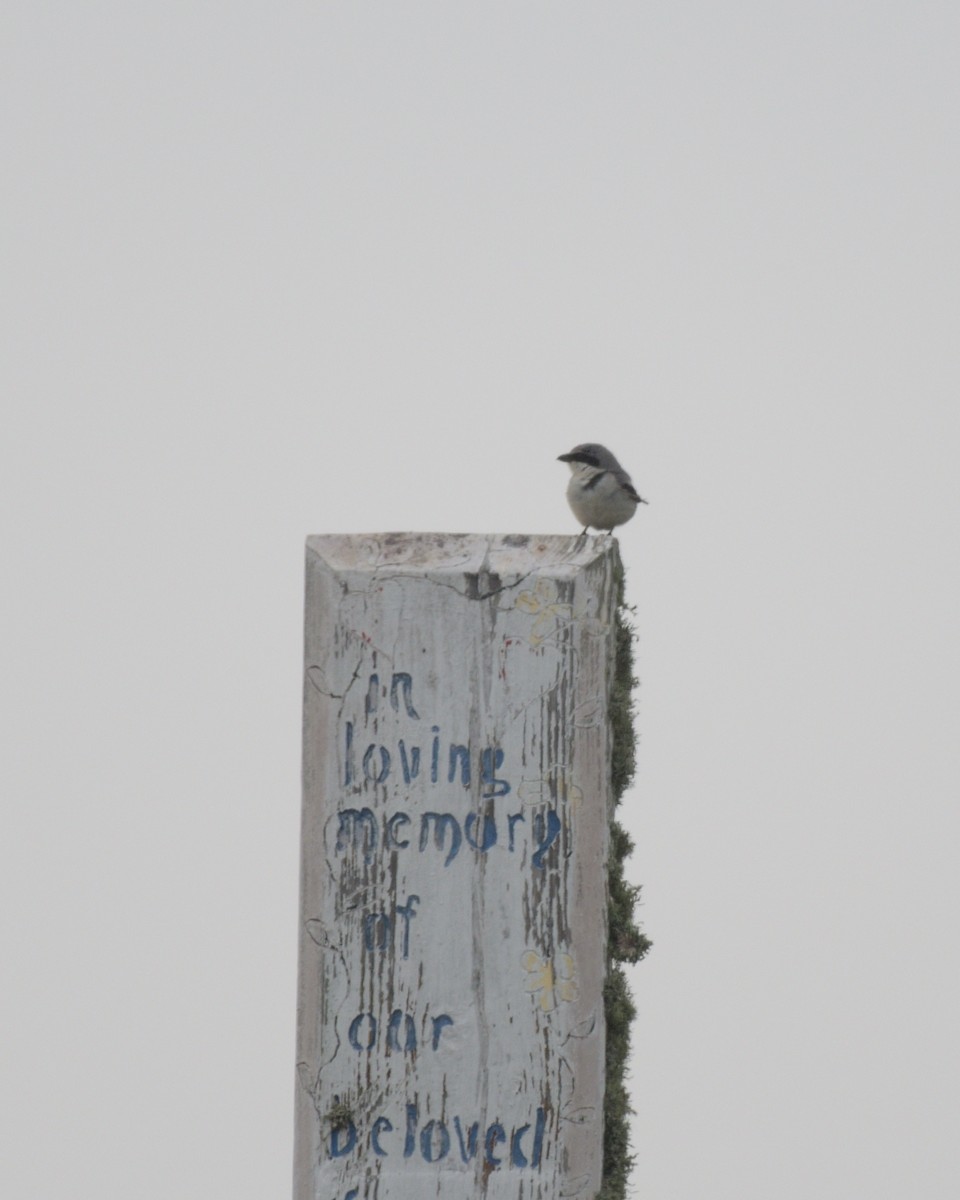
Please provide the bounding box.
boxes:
[3,3,959,1197]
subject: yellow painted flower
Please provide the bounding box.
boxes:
[522,950,579,1013]
[515,577,559,614]
[515,578,574,648]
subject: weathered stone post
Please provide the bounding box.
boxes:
[295,533,623,1200]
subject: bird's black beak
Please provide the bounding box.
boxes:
[557,452,576,462]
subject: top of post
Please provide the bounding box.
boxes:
[305,532,619,579]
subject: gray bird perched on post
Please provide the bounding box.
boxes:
[558,443,648,533]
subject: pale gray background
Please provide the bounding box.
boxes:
[3,3,958,1198]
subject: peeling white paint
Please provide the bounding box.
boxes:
[295,534,618,1200]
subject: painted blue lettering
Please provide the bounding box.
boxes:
[362,744,390,784]
[394,895,420,959]
[431,1014,454,1050]
[403,1103,418,1158]
[388,1010,417,1053]
[532,808,562,869]
[365,673,379,715]
[510,1122,531,1167]
[453,1117,479,1163]
[484,1122,506,1167]
[507,810,525,851]
[420,1119,451,1162]
[363,912,392,952]
[362,896,419,957]
[420,812,461,866]
[330,1106,357,1158]
[448,744,471,785]
[465,811,497,853]
[385,811,411,849]
[371,1116,392,1157]
[336,808,377,863]
[481,746,511,796]
[397,740,421,784]
[348,1013,376,1052]
[390,672,420,718]
[430,726,440,782]
[532,1106,546,1166]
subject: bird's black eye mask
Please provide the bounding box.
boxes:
[558,451,601,467]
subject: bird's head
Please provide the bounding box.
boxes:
[558,443,609,471]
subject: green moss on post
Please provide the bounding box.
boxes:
[325,1097,354,1133]
[600,552,652,1200]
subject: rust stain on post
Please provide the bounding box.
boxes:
[295,533,621,1200]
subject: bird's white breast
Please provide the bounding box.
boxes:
[566,469,637,531]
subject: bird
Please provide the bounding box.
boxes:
[557,443,648,534]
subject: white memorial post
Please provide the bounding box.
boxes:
[295,533,622,1200]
